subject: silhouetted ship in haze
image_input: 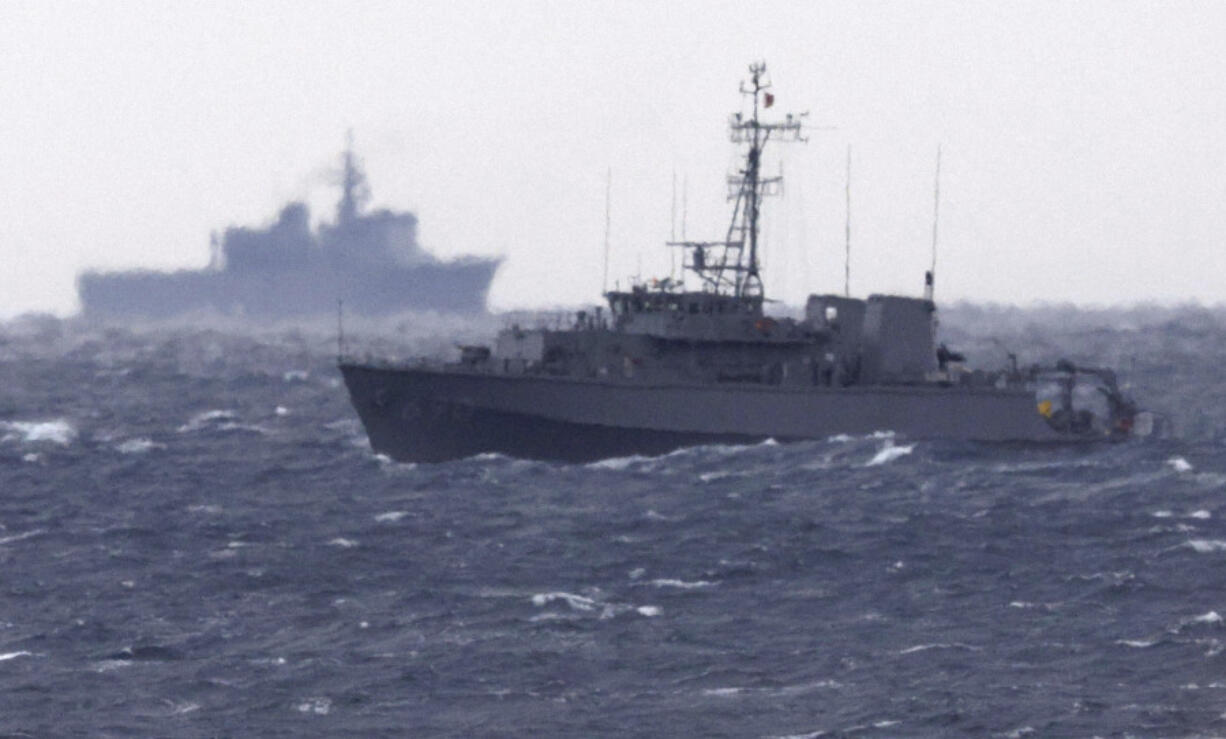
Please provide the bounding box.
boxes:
[341,63,1155,463]
[77,139,500,319]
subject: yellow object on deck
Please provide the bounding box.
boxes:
[1037,400,1053,418]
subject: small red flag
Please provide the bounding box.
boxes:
[764,92,775,108]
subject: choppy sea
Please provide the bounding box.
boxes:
[2,304,1226,736]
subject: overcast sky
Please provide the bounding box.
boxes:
[1,0,1224,318]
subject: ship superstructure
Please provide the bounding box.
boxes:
[340,64,1149,463]
[77,137,500,318]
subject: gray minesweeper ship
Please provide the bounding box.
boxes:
[77,138,500,318]
[341,63,1152,463]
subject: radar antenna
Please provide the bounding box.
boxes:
[669,62,807,298]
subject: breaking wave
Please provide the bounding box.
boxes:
[0,419,77,445]
[866,441,914,466]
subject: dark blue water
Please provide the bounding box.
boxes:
[1,309,1225,736]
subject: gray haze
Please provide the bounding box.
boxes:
[1,1,1224,318]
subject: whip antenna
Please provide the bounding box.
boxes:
[926,145,942,301]
[602,167,612,294]
[670,168,677,279]
[681,174,688,240]
[844,144,852,298]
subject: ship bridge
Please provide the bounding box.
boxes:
[605,286,813,344]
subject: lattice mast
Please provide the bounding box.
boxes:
[670,62,806,298]
[337,130,371,227]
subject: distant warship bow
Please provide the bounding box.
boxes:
[340,63,1153,463]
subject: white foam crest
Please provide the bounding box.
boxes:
[1190,510,1212,520]
[1192,611,1223,625]
[282,370,309,382]
[699,471,733,483]
[274,405,290,416]
[668,441,750,458]
[528,612,580,623]
[1187,540,1226,553]
[1152,510,1174,518]
[0,529,44,546]
[469,452,510,462]
[825,430,897,445]
[217,422,269,435]
[376,458,419,472]
[374,511,409,523]
[649,578,716,590]
[0,651,33,661]
[21,453,40,463]
[588,454,650,471]
[898,642,982,655]
[773,680,842,696]
[116,438,164,454]
[1,419,76,445]
[1117,639,1156,648]
[187,504,222,514]
[166,701,201,715]
[177,409,237,433]
[295,697,331,715]
[327,538,358,548]
[530,589,660,620]
[705,679,841,700]
[866,442,914,467]
[593,439,778,472]
[531,592,596,611]
[1168,456,1194,473]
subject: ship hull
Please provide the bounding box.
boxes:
[77,260,499,318]
[340,363,1067,463]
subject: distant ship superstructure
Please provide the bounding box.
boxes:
[77,139,500,318]
[340,64,1151,463]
